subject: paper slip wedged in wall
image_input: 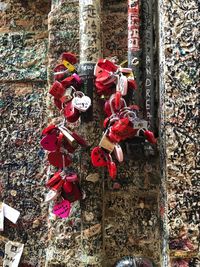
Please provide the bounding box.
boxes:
[3,241,24,267]
[0,202,4,231]
[3,203,20,224]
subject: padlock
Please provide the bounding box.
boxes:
[58,126,77,147]
[94,59,104,76]
[107,130,122,143]
[97,59,118,72]
[107,155,117,180]
[63,138,77,153]
[128,78,137,90]
[91,146,108,167]
[40,132,58,151]
[48,151,72,168]
[95,81,114,96]
[42,124,57,135]
[72,73,82,88]
[62,180,73,193]
[62,60,76,72]
[99,132,115,153]
[115,91,122,110]
[63,100,80,123]
[133,120,148,130]
[61,76,74,88]
[72,91,91,112]
[54,64,68,81]
[54,98,63,110]
[71,131,88,147]
[60,86,74,104]
[65,173,78,182]
[62,52,77,65]
[51,179,64,191]
[143,130,157,144]
[96,70,111,83]
[113,144,123,162]
[61,182,82,203]
[44,190,59,202]
[49,81,65,99]
[118,74,128,96]
[46,171,63,188]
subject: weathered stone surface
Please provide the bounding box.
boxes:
[0,32,48,81]
[0,82,48,266]
[160,0,200,265]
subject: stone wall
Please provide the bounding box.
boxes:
[0,0,50,266]
[159,0,200,266]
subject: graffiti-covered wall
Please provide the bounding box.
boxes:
[159,0,200,266]
[0,0,199,266]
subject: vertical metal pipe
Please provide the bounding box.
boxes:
[79,0,101,122]
[141,0,155,130]
[127,0,141,107]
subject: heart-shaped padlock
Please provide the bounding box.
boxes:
[64,100,80,123]
[96,70,111,83]
[42,124,57,135]
[72,92,91,112]
[98,59,118,72]
[53,199,71,218]
[40,133,58,151]
[91,147,108,167]
[48,151,72,168]
[94,59,104,76]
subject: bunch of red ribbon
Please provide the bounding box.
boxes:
[41,52,90,213]
[91,58,157,180]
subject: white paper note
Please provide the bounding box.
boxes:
[3,203,20,224]
[0,202,4,231]
[3,241,24,267]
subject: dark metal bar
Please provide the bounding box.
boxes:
[141,0,155,131]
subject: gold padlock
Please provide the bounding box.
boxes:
[58,126,77,147]
[99,133,115,153]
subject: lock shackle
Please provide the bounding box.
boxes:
[109,94,127,114]
[109,114,120,127]
[136,128,146,136]
[119,107,133,118]
[73,90,84,98]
